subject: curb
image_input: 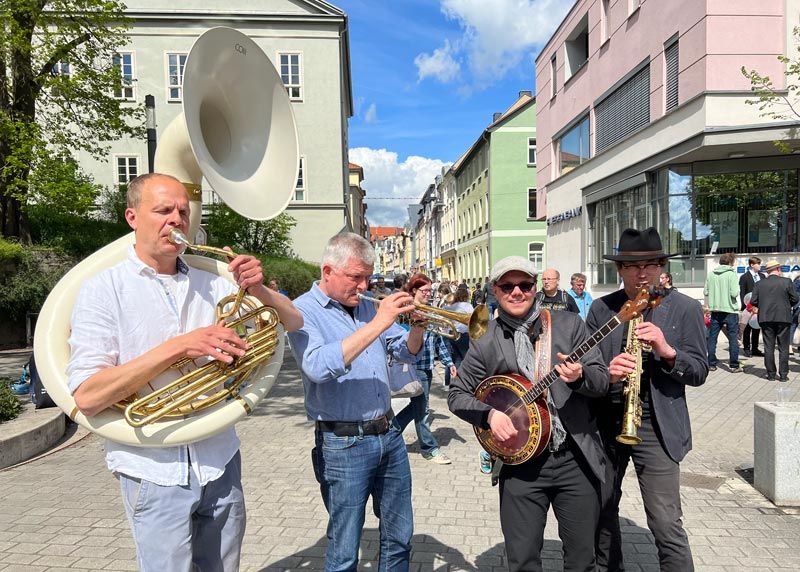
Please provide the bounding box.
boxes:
[0,405,66,469]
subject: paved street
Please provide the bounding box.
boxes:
[1,347,800,571]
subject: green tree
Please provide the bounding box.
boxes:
[742,26,800,127]
[0,0,144,242]
[206,203,297,257]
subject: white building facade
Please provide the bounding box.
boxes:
[77,0,353,262]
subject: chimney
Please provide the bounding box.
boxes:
[519,90,532,98]
[492,112,502,122]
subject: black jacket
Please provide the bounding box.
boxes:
[586,289,708,463]
[448,310,609,482]
[740,269,766,310]
[751,274,799,323]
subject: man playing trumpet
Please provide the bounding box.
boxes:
[588,227,708,572]
[287,232,424,571]
[67,173,303,571]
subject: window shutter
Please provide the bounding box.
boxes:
[595,64,650,153]
[665,41,679,112]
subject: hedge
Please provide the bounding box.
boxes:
[0,379,23,423]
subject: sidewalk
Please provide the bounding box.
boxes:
[0,347,798,570]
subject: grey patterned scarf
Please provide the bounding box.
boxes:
[497,301,567,451]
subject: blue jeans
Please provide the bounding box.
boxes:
[444,336,470,386]
[118,451,245,572]
[312,427,413,572]
[394,368,439,456]
[707,311,739,368]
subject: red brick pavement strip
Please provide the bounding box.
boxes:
[1,350,799,570]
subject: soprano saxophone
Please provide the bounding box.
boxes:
[616,314,645,445]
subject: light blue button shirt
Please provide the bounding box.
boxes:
[288,282,416,422]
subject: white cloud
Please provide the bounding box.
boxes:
[414,39,462,83]
[364,103,378,124]
[349,147,449,227]
[417,0,573,85]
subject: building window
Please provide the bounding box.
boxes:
[550,54,557,98]
[114,155,139,187]
[528,242,544,270]
[564,14,589,81]
[528,188,537,219]
[595,64,650,154]
[280,53,303,101]
[293,156,306,201]
[167,53,187,102]
[558,115,590,175]
[51,61,71,76]
[665,40,679,112]
[528,138,537,166]
[600,0,610,44]
[112,52,135,100]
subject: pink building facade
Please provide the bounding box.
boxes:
[536,0,800,294]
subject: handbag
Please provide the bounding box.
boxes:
[388,357,423,398]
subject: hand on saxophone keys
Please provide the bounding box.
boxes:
[609,353,637,384]
[632,321,676,361]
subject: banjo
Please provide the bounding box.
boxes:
[472,286,663,465]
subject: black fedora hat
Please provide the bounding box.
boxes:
[603,227,676,262]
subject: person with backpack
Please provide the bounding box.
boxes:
[536,268,580,314]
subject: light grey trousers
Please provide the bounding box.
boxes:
[118,451,246,572]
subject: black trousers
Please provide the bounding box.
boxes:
[499,442,599,572]
[596,408,693,572]
[742,324,761,352]
[761,321,791,378]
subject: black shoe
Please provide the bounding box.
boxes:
[752,349,765,357]
[763,373,776,380]
[779,376,789,382]
[743,350,752,358]
[709,365,718,371]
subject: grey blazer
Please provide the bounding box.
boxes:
[448,310,609,482]
[586,289,708,463]
[751,274,799,324]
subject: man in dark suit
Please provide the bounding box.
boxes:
[751,259,798,381]
[589,227,708,572]
[448,256,608,571]
[739,256,766,357]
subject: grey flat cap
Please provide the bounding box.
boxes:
[490,256,539,283]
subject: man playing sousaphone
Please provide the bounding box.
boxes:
[67,173,303,571]
[448,256,608,571]
[588,227,708,571]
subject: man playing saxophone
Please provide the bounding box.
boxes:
[587,228,708,572]
[67,173,303,571]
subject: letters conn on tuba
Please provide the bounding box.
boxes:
[33,27,299,447]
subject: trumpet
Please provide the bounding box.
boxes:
[358,293,488,340]
[118,229,281,428]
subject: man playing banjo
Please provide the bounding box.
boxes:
[448,255,608,571]
[67,173,303,571]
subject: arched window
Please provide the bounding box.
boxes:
[528,242,544,271]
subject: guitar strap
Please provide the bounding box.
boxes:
[534,309,552,391]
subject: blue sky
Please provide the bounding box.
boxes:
[336,0,574,226]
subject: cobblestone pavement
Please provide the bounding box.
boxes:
[1,348,799,571]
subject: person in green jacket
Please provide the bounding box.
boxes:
[704,252,742,372]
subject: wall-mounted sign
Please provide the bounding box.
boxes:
[547,205,582,226]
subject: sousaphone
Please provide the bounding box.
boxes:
[33,27,299,447]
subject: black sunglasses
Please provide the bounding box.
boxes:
[496,281,536,294]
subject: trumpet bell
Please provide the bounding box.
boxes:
[469,304,490,340]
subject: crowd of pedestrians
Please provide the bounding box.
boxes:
[705,254,800,382]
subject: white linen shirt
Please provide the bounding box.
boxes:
[67,245,240,486]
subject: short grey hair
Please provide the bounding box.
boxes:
[321,232,375,270]
[127,173,183,209]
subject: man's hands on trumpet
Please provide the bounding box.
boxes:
[373,292,417,330]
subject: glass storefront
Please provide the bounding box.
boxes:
[591,165,800,285]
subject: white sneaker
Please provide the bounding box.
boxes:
[424,450,452,465]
